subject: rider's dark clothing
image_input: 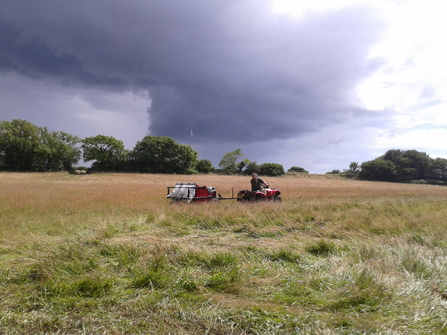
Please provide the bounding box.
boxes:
[251,177,265,191]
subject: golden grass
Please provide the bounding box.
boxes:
[2,172,447,334]
[1,171,446,246]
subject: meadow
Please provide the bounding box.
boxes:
[1,172,447,334]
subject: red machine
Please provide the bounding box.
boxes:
[166,183,219,203]
[236,188,282,202]
[167,182,282,203]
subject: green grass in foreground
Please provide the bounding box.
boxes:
[1,173,447,334]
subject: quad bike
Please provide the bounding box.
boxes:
[236,186,282,202]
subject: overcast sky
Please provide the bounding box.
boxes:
[1,0,446,173]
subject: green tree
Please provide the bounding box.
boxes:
[382,149,431,181]
[258,163,285,176]
[288,166,309,173]
[0,119,80,171]
[36,129,81,171]
[196,159,214,174]
[326,170,341,174]
[402,150,431,180]
[57,132,82,169]
[218,149,244,174]
[244,161,259,175]
[343,162,360,179]
[359,158,397,182]
[0,119,41,171]
[82,135,128,171]
[358,149,438,183]
[427,157,447,181]
[131,136,198,174]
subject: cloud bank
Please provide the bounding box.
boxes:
[2,0,444,172]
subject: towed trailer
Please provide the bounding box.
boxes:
[167,182,281,203]
[166,183,238,203]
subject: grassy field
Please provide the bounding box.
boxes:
[1,172,447,334]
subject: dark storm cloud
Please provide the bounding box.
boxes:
[0,0,385,144]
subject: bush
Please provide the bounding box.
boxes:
[258,163,285,176]
[184,168,198,175]
[244,161,259,175]
[288,166,308,173]
[196,159,214,173]
[359,159,397,182]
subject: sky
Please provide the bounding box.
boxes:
[1,0,446,173]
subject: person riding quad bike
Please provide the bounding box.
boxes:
[250,173,268,191]
[236,173,281,202]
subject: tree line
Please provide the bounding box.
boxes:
[2,119,446,182]
[0,119,204,174]
[0,119,289,175]
[216,148,304,176]
[334,150,447,184]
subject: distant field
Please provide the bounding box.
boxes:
[1,172,447,334]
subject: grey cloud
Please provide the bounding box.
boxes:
[1,0,386,146]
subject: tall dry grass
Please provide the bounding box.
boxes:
[1,172,447,334]
[2,172,446,244]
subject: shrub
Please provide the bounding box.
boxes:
[288,166,309,173]
[196,159,214,173]
[258,163,285,176]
